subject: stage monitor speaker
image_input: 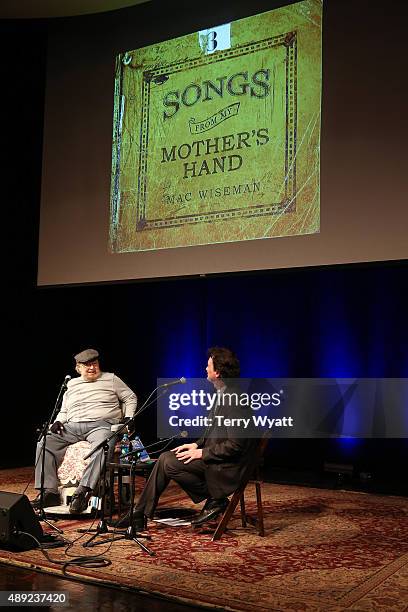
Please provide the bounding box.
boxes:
[0,491,43,550]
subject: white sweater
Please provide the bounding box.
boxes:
[56,372,137,424]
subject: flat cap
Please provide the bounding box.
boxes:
[74,348,99,363]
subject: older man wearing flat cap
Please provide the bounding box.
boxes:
[32,348,137,513]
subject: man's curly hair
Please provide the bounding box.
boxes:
[207,347,240,379]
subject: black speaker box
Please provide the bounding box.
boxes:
[0,491,43,550]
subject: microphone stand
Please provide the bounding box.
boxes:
[78,441,154,556]
[35,377,69,534]
[108,452,155,555]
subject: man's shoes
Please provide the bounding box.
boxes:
[31,491,61,510]
[69,490,90,514]
[191,497,229,526]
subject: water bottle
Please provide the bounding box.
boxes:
[131,435,150,462]
[120,433,131,463]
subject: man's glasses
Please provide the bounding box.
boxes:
[79,361,99,369]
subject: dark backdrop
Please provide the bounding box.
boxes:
[1,6,407,494]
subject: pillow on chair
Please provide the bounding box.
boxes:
[57,441,91,487]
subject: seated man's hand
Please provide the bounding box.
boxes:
[123,417,134,434]
[172,442,198,455]
[50,421,65,435]
[174,446,202,464]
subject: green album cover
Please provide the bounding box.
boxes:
[109,0,322,252]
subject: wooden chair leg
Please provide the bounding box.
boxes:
[255,481,265,536]
[108,466,115,522]
[240,481,265,537]
[239,493,247,527]
[117,470,123,517]
[212,488,242,541]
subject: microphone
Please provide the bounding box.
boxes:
[159,377,187,389]
[122,430,189,458]
[62,375,71,388]
[154,430,188,444]
[151,429,189,445]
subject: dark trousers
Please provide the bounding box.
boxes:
[134,451,209,518]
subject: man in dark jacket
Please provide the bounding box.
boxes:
[131,347,254,530]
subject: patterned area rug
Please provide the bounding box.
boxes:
[0,467,407,611]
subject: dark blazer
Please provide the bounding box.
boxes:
[196,383,256,499]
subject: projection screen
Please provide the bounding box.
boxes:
[37,0,408,286]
